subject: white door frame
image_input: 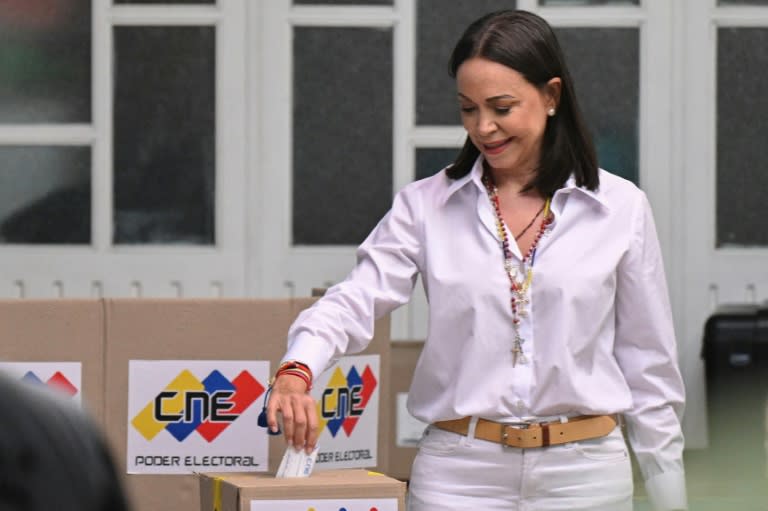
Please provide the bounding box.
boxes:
[680,0,768,448]
[0,0,248,298]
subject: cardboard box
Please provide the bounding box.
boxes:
[199,469,406,511]
[103,298,391,511]
[388,340,427,481]
[0,299,105,425]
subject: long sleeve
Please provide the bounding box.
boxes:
[283,186,424,378]
[613,192,687,511]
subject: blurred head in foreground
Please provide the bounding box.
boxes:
[0,372,129,511]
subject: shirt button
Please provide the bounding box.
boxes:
[515,400,525,411]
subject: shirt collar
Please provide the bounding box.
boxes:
[440,157,610,212]
[555,173,611,212]
[438,156,486,206]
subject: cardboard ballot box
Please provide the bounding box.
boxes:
[0,299,105,423]
[103,298,391,511]
[199,469,406,511]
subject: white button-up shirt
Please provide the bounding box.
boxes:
[285,156,686,510]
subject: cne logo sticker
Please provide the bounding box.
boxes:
[132,369,264,443]
[317,363,377,438]
[308,355,379,469]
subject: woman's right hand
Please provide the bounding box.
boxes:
[265,374,319,453]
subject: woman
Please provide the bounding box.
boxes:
[267,9,686,511]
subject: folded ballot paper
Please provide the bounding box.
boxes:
[275,446,319,478]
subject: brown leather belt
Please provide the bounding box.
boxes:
[433,415,618,449]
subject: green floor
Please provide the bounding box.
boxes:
[632,449,768,510]
[398,444,767,509]
[399,448,768,509]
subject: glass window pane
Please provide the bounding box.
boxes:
[540,0,639,5]
[294,0,391,4]
[416,0,517,126]
[115,0,214,4]
[0,2,91,123]
[716,28,768,247]
[113,27,215,245]
[0,146,90,244]
[293,27,392,245]
[415,148,459,181]
[555,28,639,184]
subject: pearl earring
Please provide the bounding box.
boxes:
[547,108,556,117]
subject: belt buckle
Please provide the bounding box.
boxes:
[501,421,532,447]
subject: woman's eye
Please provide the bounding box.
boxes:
[495,107,511,114]
[460,106,476,113]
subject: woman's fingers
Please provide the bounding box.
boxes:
[304,397,319,453]
[289,393,308,448]
[265,388,283,434]
[265,375,316,450]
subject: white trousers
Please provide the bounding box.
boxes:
[408,421,634,511]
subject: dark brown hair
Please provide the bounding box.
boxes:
[448,10,598,194]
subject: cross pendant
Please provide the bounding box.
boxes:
[512,343,522,367]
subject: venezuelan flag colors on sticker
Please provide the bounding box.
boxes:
[131,368,264,443]
[316,364,377,438]
[310,354,380,470]
[0,362,82,404]
[126,360,270,475]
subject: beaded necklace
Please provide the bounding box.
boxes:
[482,171,553,367]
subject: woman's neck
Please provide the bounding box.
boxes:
[485,162,538,197]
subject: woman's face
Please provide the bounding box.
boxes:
[456,57,559,176]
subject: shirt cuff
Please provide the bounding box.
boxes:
[282,334,335,382]
[644,470,688,511]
